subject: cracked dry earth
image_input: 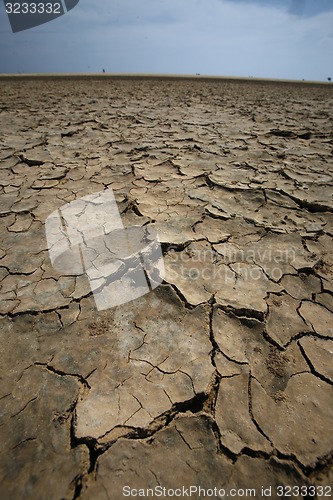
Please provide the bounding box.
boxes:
[0,75,333,500]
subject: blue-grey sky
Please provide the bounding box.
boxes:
[0,0,332,80]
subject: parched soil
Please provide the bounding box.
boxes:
[0,75,332,499]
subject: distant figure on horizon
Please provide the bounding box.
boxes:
[102,69,105,74]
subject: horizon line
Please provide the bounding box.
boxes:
[0,72,332,85]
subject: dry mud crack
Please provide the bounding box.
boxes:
[0,76,332,499]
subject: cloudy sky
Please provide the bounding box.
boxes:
[0,0,332,80]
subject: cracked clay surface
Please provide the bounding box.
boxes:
[0,76,332,499]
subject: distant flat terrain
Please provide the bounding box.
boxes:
[1,72,331,86]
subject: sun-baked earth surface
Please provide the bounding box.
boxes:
[0,76,332,499]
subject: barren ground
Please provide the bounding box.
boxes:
[0,76,332,499]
